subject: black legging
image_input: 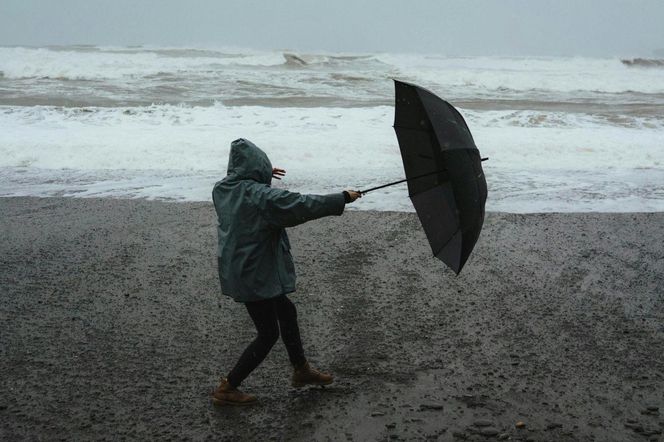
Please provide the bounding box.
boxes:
[227,295,306,387]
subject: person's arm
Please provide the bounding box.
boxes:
[255,186,360,228]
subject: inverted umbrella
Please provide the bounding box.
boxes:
[360,80,488,274]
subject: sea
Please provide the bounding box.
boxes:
[1,45,663,212]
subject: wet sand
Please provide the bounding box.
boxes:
[1,197,663,441]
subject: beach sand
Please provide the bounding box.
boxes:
[1,197,662,441]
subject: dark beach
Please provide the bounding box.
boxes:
[1,197,662,441]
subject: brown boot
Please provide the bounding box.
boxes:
[292,361,334,388]
[211,378,257,406]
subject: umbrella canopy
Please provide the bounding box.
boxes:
[393,80,487,274]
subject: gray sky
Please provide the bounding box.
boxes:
[1,0,663,56]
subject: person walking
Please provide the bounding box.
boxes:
[211,138,361,406]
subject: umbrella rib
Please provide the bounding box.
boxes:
[431,228,461,258]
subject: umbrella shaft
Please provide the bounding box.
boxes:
[359,158,488,194]
[360,169,444,194]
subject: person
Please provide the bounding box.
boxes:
[211,138,361,406]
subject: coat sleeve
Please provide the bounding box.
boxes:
[253,186,346,228]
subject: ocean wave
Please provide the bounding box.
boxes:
[400,56,664,94]
[3,46,664,97]
[284,53,309,66]
[0,46,287,80]
[282,52,385,68]
[0,104,662,174]
[0,46,384,81]
[621,58,664,68]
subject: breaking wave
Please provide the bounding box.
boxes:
[2,46,664,96]
[621,58,664,68]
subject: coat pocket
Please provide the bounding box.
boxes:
[281,240,296,275]
[280,231,291,251]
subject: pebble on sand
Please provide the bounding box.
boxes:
[515,421,526,429]
[480,427,500,436]
[642,406,660,415]
[624,421,644,433]
[420,403,444,411]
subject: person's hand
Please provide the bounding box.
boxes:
[272,168,286,180]
[345,190,362,203]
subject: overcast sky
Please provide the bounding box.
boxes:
[1,0,663,56]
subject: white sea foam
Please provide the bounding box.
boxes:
[0,104,662,212]
[1,104,662,171]
[4,165,662,213]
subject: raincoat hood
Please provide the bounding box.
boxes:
[226,138,273,184]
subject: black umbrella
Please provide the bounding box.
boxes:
[360,80,488,274]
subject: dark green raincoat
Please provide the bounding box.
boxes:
[213,139,346,303]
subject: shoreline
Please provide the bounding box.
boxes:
[1,197,663,441]
[1,194,663,212]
